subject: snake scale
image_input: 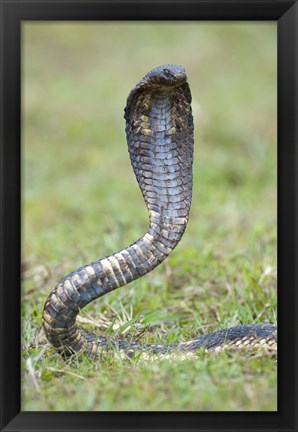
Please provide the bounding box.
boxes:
[42,65,277,358]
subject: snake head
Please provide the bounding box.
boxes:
[145,64,187,88]
[124,65,189,118]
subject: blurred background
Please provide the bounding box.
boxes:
[22,22,277,411]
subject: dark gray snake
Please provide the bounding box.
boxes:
[42,65,277,357]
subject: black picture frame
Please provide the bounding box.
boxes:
[0,1,297,431]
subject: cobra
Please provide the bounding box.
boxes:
[42,65,277,357]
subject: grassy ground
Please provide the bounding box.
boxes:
[22,22,277,411]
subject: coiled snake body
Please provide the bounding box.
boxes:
[42,65,277,357]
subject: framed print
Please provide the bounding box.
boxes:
[0,1,297,431]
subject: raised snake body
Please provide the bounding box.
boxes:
[42,65,277,357]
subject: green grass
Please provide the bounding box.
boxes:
[22,22,277,411]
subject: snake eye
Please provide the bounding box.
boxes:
[163,68,172,77]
